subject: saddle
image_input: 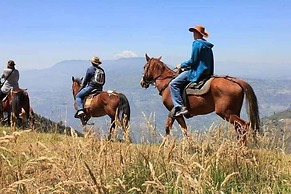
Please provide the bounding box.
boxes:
[83,89,101,108]
[181,77,214,106]
[83,90,116,108]
[185,77,214,95]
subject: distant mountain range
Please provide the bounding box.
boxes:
[20,57,291,138]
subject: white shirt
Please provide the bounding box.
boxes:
[1,68,19,93]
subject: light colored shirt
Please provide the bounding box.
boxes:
[1,68,19,93]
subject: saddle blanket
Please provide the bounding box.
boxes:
[185,77,214,95]
[84,90,116,108]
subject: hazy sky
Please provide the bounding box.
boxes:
[0,0,290,70]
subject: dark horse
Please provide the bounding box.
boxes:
[1,89,31,130]
[72,76,131,140]
[140,54,260,145]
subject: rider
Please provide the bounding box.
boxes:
[75,56,105,118]
[169,25,214,117]
[0,60,20,121]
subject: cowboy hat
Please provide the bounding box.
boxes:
[189,25,209,38]
[91,56,102,65]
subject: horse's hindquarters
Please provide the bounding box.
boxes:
[88,93,119,118]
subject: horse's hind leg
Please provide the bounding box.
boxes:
[220,113,249,146]
[108,118,116,141]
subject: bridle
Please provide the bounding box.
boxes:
[142,58,176,95]
[142,58,159,85]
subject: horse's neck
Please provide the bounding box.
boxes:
[155,71,174,95]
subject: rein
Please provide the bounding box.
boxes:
[143,58,176,95]
[143,74,175,95]
[157,76,175,96]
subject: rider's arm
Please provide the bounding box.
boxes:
[81,68,91,87]
[0,69,8,83]
[81,66,96,87]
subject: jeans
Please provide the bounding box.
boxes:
[76,86,95,111]
[169,71,188,108]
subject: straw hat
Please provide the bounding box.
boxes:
[91,56,102,65]
[189,25,209,38]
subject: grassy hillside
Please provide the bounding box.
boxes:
[0,123,290,193]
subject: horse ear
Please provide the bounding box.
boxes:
[145,54,150,62]
[81,77,83,81]
[72,76,75,81]
[157,56,162,61]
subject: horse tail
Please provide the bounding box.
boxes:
[234,79,261,134]
[117,93,131,128]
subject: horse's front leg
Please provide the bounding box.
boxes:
[165,107,188,136]
[10,113,16,131]
[175,116,188,137]
[165,116,175,135]
[165,116,188,137]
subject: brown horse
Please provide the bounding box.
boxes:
[140,54,260,145]
[1,88,31,130]
[72,76,131,140]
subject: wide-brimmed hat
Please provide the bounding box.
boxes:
[91,56,102,65]
[189,25,209,38]
[7,60,15,68]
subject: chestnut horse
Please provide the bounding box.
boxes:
[1,89,31,130]
[140,54,260,145]
[72,76,131,140]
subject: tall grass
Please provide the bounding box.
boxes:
[0,119,290,193]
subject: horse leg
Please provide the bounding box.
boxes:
[10,113,16,131]
[108,118,116,141]
[29,108,35,130]
[22,106,30,129]
[165,117,175,135]
[0,103,3,122]
[176,116,188,137]
[223,113,249,146]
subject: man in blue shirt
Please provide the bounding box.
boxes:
[170,25,214,117]
[75,56,105,118]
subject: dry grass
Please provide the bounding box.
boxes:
[0,121,290,194]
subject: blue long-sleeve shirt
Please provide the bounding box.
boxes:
[181,39,214,82]
[82,66,105,90]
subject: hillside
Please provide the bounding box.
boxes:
[19,58,291,137]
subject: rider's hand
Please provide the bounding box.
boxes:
[176,64,182,73]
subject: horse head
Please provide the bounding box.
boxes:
[71,76,83,99]
[140,54,171,89]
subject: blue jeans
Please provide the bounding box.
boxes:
[169,71,188,108]
[76,86,94,111]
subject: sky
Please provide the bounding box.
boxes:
[0,0,290,71]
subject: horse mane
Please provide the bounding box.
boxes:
[152,57,173,73]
